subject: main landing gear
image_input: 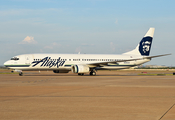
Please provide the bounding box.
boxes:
[90,70,96,76]
[77,70,96,76]
[78,73,84,76]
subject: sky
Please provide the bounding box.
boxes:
[0,0,175,66]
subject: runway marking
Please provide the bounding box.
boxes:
[159,103,175,120]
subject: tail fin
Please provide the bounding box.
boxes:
[124,28,155,56]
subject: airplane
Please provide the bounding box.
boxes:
[4,28,170,76]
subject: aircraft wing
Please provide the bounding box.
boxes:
[87,53,171,66]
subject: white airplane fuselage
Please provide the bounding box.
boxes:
[4,28,170,76]
[4,53,150,71]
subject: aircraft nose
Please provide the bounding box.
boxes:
[4,61,9,67]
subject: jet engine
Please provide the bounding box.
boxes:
[71,65,89,73]
[53,70,69,73]
[11,69,22,73]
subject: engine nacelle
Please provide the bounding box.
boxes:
[71,65,89,73]
[53,70,69,73]
[12,69,22,73]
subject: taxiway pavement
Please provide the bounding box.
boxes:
[0,70,175,120]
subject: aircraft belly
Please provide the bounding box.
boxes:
[95,65,135,70]
[27,66,71,70]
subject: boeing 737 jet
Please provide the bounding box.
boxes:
[4,28,170,76]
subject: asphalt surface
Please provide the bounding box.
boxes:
[0,70,175,120]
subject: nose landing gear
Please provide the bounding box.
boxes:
[19,72,23,76]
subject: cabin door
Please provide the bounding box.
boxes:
[25,55,30,64]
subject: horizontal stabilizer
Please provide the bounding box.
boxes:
[143,53,171,59]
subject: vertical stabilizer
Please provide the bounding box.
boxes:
[124,28,155,56]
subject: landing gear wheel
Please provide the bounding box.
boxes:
[19,72,23,76]
[90,71,96,76]
[78,73,84,76]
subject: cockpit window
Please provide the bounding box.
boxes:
[11,57,19,60]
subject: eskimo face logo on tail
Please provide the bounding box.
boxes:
[32,57,65,68]
[139,37,153,56]
[142,41,151,53]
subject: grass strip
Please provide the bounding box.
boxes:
[0,72,18,74]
